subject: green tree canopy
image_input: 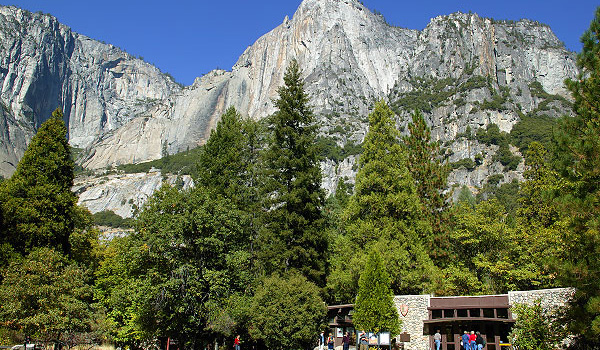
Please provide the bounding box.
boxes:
[0,248,93,346]
[195,106,262,210]
[258,59,327,285]
[248,273,326,350]
[353,249,400,334]
[509,301,563,350]
[328,101,437,301]
[95,185,252,348]
[0,108,77,256]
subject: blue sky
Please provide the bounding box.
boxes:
[3,0,597,86]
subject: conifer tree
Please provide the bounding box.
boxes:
[195,106,262,211]
[353,249,400,334]
[0,108,77,256]
[403,110,450,265]
[258,59,327,285]
[328,101,436,299]
[554,6,600,342]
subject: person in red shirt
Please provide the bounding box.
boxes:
[233,335,241,350]
[469,331,477,350]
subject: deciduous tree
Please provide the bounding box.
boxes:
[0,248,93,347]
[248,273,326,350]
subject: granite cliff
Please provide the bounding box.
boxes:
[0,0,578,215]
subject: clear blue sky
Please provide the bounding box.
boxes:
[3,0,597,86]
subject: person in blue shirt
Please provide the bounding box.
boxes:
[461,331,470,350]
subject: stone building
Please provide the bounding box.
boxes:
[327,287,574,350]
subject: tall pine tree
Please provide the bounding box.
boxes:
[554,6,600,342]
[258,59,327,285]
[195,106,262,213]
[403,110,450,265]
[0,108,77,256]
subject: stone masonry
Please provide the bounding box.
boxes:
[393,295,430,350]
[508,287,575,314]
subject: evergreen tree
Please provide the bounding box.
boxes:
[195,107,262,207]
[0,108,77,256]
[403,110,451,265]
[353,249,400,334]
[258,59,327,285]
[328,101,436,300]
[554,6,600,342]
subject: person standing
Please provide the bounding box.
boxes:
[469,331,477,350]
[475,332,485,350]
[233,335,241,350]
[461,331,470,350]
[343,332,350,350]
[327,334,335,350]
[359,332,368,350]
[434,330,442,350]
[320,332,325,350]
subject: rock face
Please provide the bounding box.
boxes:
[0,0,578,195]
[0,6,179,176]
[73,171,193,218]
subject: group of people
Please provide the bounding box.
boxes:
[433,330,486,350]
[461,331,486,350]
[320,331,354,350]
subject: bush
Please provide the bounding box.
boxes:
[451,158,476,171]
[92,210,134,228]
[493,144,521,171]
[248,273,326,350]
[509,300,563,350]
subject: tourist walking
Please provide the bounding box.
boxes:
[434,330,442,350]
[233,335,241,350]
[359,332,368,350]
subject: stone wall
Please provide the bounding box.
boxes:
[393,295,430,350]
[508,287,575,314]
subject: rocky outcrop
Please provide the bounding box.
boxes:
[73,171,193,218]
[0,0,578,195]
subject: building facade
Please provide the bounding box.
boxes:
[328,288,574,350]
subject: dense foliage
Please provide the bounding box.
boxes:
[248,273,326,350]
[257,59,328,286]
[0,108,78,257]
[0,110,98,349]
[509,301,562,350]
[353,249,400,334]
[553,6,600,345]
